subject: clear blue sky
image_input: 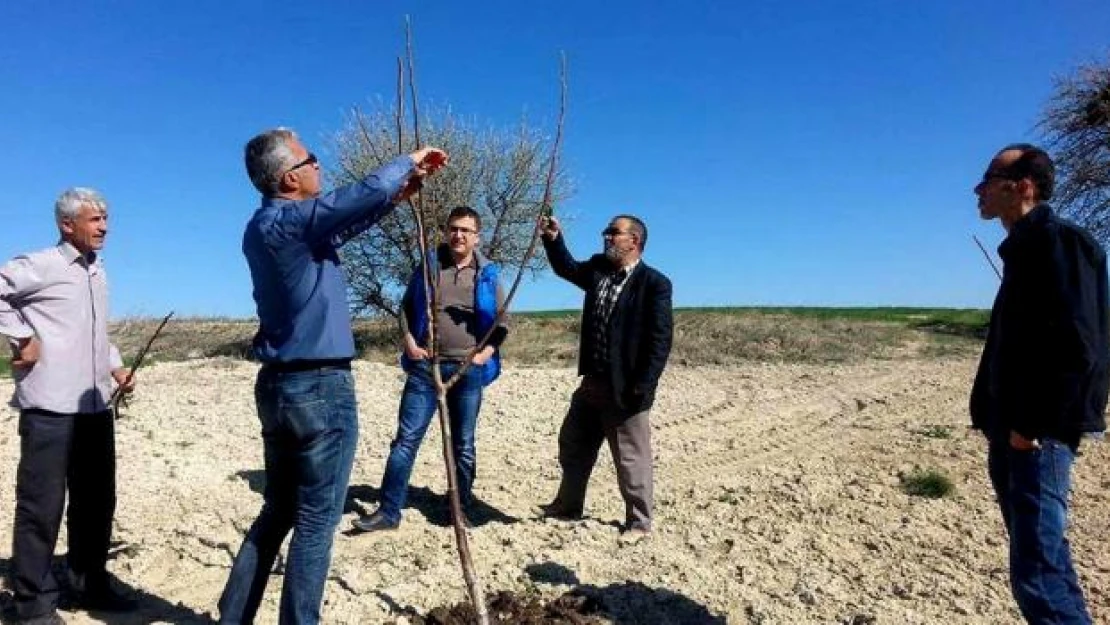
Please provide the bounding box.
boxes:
[2,1,1108,318]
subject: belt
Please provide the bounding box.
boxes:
[261,358,352,373]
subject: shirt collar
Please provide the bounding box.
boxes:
[57,241,97,266]
[260,195,294,209]
[1010,203,1051,236]
[615,258,640,279]
[436,244,479,271]
[1000,203,1052,259]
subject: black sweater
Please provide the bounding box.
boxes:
[970,204,1110,444]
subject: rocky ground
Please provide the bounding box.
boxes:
[0,356,1107,624]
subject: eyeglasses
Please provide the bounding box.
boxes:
[447,226,477,236]
[979,171,1015,186]
[601,227,630,238]
[285,152,318,175]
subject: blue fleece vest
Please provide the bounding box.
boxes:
[401,251,502,386]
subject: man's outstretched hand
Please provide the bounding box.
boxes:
[395,147,449,203]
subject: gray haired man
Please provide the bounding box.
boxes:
[0,188,137,624]
[218,128,446,625]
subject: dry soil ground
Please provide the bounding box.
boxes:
[0,356,1106,624]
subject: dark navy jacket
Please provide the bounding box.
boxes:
[970,204,1110,444]
[543,233,673,412]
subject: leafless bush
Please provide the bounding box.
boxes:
[329,105,573,319]
[1040,55,1110,243]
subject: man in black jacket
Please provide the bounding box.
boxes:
[970,143,1108,624]
[538,214,673,539]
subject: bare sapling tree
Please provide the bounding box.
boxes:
[331,94,571,320]
[380,19,568,623]
[1039,55,1110,244]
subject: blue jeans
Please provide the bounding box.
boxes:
[988,436,1091,625]
[219,366,358,625]
[377,360,483,524]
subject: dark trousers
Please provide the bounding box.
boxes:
[553,375,654,531]
[12,409,116,619]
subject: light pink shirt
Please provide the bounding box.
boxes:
[0,242,123,413]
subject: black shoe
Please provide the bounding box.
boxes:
[351,511,400,533]
[79,583,139,613]
[538,501,583,521]
[19,610,65,625]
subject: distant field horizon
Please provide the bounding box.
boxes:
[110,305,991,322]
[0,306,991,379]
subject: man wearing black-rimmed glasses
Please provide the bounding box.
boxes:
[351,206,508,533]
[970,143,1108,624]
[218,127,446,625]
[537,214,673,542]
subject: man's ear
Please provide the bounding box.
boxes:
[278,170,297,194]
[58,218,75,237]
[1016,178,1038,202]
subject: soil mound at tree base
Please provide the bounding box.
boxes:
[417,590,607,625]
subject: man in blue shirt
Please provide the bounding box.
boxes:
[218,127,446,625]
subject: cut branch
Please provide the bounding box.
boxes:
[445,52,568,392]
[111,310,175,416]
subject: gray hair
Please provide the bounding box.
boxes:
[244,128,298,196]
[55,187,107,225]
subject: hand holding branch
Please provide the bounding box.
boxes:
[112,367,137,396]
[539,216,561,241]
[394,147,449,203]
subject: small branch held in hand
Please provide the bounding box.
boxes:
[112,311,175,414]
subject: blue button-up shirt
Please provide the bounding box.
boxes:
[243,155,415,363]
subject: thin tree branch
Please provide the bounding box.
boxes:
[445,52,568,392]
[403,16,488,624]
[111,311,175,416]
[972,235,1002,280]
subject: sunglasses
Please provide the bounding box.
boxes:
[285,152,318,175]
[980,171,1018,185]
[601,227,631,237]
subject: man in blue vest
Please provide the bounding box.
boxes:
[353,206,507,531]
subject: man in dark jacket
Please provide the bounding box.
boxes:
[970,143,1108,624]
[538,214,673,539]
